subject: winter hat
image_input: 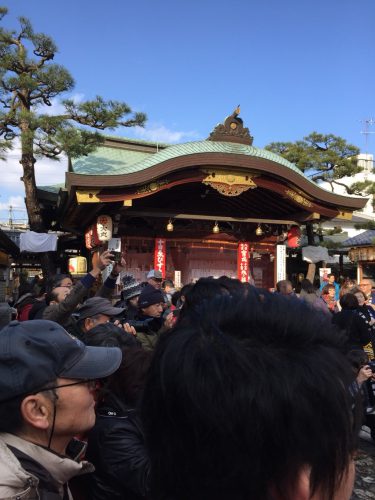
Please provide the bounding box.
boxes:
[139,284,165,309]
[122,275,142,301]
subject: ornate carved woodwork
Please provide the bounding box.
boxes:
[207,107,254,145]
[202,170,257,197]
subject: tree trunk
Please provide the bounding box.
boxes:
[305,223,316,284]
[20,144,56,279]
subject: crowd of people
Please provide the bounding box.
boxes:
[0,254,374,499]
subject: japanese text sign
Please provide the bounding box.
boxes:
[154,238,166,278]
[237,242,250,283]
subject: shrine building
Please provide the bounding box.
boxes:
[40,110,367,288]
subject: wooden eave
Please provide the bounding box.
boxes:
[65,152,367,212]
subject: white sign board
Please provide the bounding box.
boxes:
[276,245,286,282]
[319,267,332,286]
[174,270,181,288]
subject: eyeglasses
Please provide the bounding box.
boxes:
[36,380,97,393]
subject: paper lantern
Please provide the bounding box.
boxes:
[287,225,301,248]
[96,215,113,242]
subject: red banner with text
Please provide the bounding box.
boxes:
[237,242,250,283]
[154,238,166,278]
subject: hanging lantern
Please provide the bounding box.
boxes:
[255,224,263,236]
[96,215,113,242]
[287,225,301,248]
[166,219,174,232]
[213,222,220,234]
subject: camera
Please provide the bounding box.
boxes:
[126,318,154,334]
[368,361,375,373]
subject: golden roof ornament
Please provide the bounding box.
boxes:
[207,106,254,145]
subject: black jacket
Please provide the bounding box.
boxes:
[332,308,373,349]
[86,400,149,500]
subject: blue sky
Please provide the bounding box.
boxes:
[1,0,374,221]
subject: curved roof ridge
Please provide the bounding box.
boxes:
[126,140,357,198]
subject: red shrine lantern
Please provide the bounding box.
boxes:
[287,225,301,248]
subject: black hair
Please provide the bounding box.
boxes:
[163,279,174,288]
[346,349,369,371]
[46,274,71,294]
[300,278,315,294]
[0,394,26,434]
[101,347,153,407]
[45,289,59,306]
[216,275,244,295]
[275,279,292,293]
[141,290,358,500]
[339,293,359,310]
[321,284,335,294]
[0,384,56,434]
[82,322,140,348]
[179,278,227,322]
[171,290,181,307]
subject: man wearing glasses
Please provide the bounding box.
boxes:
[0,319,121,499]
[42,249,124,332]
[146,269,163,290]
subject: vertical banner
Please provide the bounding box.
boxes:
[154,238,166,278]
[276,245,286,282]
[237,242,250,283]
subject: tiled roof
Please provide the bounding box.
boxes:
[341,230,375,247]
[70,139,344,195]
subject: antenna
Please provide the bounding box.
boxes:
[360,118,375,154]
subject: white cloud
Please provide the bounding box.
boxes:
[133,123,200,143]
[37,93,85,116]
[0,195,25,211]
[0,139,67,220]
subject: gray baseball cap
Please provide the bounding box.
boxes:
[0,320,122,402]
[147,269,163,280]
[76,297,125,321]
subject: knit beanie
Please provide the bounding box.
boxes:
[122,275,142,301]
[138,284,165,309]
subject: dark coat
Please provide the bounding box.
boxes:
[85,400,149,500]
[332,308,373,350]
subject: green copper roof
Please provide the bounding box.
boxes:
[71,139,321,189]
[71,146,152,175]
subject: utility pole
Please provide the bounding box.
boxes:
[8,205,13,229]
[360,118,375,153]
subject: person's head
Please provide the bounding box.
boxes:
[339,293,359,311]
[146,270,163,289]
[142,291,358,500]
[76,297,125,333]
[45,274,74,305]
[0,320,121,454]
[346,349,369,373]
[163,280,175,293]
[351,287,367,307]
[328,273,336,285]
[359,278,374,295]
[322,284,336,300]
[276,279,293,295]
[138,285,165,318]
[82,321,140,349]
[182,278,227,315]
[100,347,153,408]
[121,275,142,307]
[300,279,315,294]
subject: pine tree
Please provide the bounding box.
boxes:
[265,132,366,194]
[0,7,146,275]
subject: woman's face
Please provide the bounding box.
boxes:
[355,292,366,306]
[328,288,336,300]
